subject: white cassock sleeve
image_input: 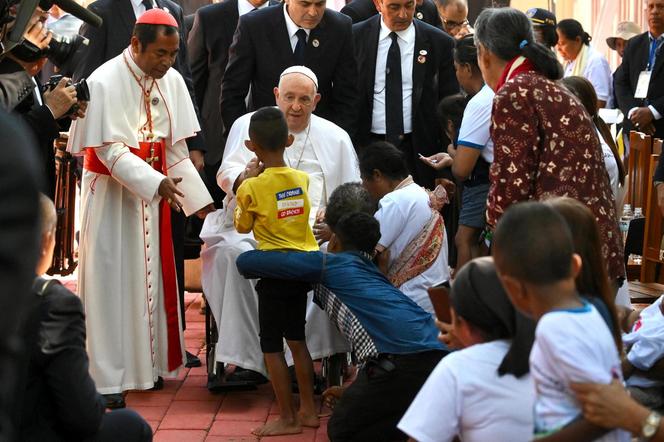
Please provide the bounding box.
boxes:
[217,114,253,197]
[167,139,214,216]
[95,142,165,203]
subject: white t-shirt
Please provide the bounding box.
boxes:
[624,295,664,388]
[457,84,494,163]
[530,302,629,442]
[598,128,620,199]
[375,182,449,313]
[398,340,534,442]
[564,46,613,106]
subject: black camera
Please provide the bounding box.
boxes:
[10,30,88,68]
[43,74,89,115]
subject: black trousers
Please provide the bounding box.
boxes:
[327,349,445,442]
[85,409,152,442]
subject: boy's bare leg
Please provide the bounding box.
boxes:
[252,352,302,437]
[287,339,320,428]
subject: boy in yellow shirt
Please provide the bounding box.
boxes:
[234,107,319,437]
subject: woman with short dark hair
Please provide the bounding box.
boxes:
[473,7,625,284]
[557,19,613,108]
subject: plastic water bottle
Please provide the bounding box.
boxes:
[620,204,633,244]
[630,207,644,265]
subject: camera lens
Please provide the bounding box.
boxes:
[47,33,89,69]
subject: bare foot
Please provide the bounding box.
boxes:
[322,386,345,410]
[298,411,320,428]
[252,418,302,437]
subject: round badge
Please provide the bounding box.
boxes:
[419,49,428,56]
[312,39,320,48]
[416,11,423,19]
[417,55,426,64]
[151,97,159,106]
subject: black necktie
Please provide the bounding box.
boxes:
[142,0,153,10]
[385,32,403,146]
[294,29,307,65]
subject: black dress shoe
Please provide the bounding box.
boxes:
[226,368,268,384]
[148,376,164,391]
[103,393,126,409]
[185,351,202,368]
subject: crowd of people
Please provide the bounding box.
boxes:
[3,0,664,440]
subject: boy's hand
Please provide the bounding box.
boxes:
[233,157,264,193]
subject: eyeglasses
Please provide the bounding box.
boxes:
[442,18,469,30]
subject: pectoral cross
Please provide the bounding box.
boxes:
[146,142,159,166]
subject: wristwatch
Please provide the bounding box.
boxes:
[641,411,661,440]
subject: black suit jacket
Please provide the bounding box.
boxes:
[19,279,106,441]
[341,0,442,29]
[74,0,205,151]
[614,32,664,179]
[188,0,278,164]
[353,16,458,187]
[220,4,358,139]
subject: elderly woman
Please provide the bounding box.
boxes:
[359,141,450,314]
[398,257,535,442]
[557,19,614,108]
[474,8,625,285]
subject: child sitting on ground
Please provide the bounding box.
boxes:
[234,107,319,437]
[493,201,628,442]
[621,297,664,409]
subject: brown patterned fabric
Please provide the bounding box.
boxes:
[487,71,625,281]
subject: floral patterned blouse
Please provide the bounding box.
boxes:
[487,71,625,281]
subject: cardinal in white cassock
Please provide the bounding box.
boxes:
[67,8,214,396]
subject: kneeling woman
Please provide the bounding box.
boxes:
[399,257,536,442]
[359,142,450,314]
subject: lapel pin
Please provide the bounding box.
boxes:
[151,97,160,106]
[312,39,320,48]
[416,11,423,19]
[419,49,427,56]
[417,55,426,64]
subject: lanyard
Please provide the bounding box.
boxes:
[648,36,663,71]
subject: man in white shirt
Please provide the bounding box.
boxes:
[200,66,359,384]
[352,0,458,189]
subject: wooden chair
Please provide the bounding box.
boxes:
[641,140,664,285]
[627,131,655,211]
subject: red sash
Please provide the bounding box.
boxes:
[84,142,183,372]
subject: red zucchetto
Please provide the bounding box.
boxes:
[135,8,178,27]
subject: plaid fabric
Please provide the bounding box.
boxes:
[313,284,379,362]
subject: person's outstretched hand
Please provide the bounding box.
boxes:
[419,152,453,170]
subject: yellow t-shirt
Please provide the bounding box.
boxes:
[234,167,319,252]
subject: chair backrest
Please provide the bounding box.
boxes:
[627,131,654,210]
[654,139,663,155]
[641,148,663,282]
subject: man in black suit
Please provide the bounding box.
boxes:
[220,1,358,139]
[73,0,204,371]
[187,0,275,206]
[341,0,442,29]
[353,0,458,189]
[615,1,664,194]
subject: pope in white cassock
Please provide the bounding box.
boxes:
[200,66,359,379]
[67,9,214,399]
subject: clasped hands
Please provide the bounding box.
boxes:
[631,107,656,135]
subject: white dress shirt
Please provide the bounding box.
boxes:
[371,18,414,134]
[131,0,157,18]
[237,0,269,17]
[283,4,311,52]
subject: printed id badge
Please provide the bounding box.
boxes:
[635,71,652,99]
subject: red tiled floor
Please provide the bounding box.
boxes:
[118,292,334,441]
[154,429,208,442]
[160,400,220,430]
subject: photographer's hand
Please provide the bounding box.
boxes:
[24,20,51,51]
[43,77,77,119]
[70,100,88,120]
